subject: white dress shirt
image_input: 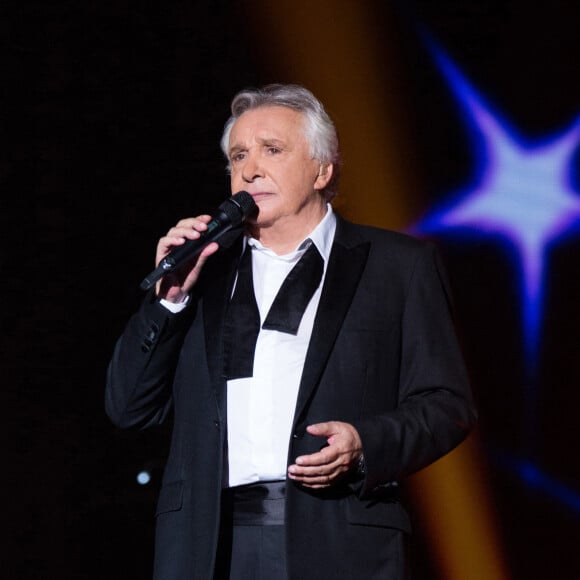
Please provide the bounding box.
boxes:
[226,206,336,487]
[160,206,337,487]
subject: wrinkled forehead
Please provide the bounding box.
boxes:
[229,106,308,145]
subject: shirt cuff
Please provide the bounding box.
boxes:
[159,295,190,313]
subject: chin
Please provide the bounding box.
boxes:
[246,211,278,231]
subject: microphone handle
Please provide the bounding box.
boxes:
[139,210,230,291]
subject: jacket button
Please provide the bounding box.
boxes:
[292,432,303,440]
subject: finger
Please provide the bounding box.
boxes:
[168,216,213,239]
[294,447,339,467]
[157,223,216,263]
[305,421,339,437]
[290,459,347,478]
[293,451,352,475]
[288,466,348,488]
[156,239,218,298]
[156,232,195,258]
[296,474,334,487]
[294,434,359,468]
[288,469,333,483]
[309,422,363,454]
[198,241,220,259]
[184,242,219,275]
[164,226,203,244]
[174,215,212,229]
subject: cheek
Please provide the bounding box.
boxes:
[230,171,242,188]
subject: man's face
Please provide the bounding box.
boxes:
[227,106,332,233]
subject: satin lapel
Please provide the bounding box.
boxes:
[202,241,242,420]
[293,222,370,425]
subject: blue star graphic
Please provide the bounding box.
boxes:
[414,40,580,375]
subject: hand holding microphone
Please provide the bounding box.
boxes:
[140,191,257,300]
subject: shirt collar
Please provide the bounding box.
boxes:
[245,204,336,263]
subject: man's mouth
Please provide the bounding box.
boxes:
[249,191,274,200]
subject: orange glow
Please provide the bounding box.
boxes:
[409,434,510,579]
[243,0,421,229]
[244,1,511,578]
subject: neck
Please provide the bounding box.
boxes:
[246,200,327,254]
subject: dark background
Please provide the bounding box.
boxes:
[3,1,579,578]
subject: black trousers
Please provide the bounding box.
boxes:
[214,482,288,580]
[214,481,412,580]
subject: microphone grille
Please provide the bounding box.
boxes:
[225,191,257,224]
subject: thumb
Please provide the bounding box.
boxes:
[306,422,337,437]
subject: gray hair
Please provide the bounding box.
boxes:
[220,84,341,201]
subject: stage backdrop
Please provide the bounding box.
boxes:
[3,1,578,578]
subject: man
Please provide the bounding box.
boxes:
[106,84,476,579]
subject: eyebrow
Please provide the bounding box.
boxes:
[228,137,288,158]
[258,137,286,147]
[228,145,245,158]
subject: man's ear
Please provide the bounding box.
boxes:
[314,163,333,191]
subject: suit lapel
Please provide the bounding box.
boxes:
[202,240,242,419]
[293,218,370,424]
[202,219,369,426]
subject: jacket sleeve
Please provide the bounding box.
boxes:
[105,292,196,430]
[352,243,477,497]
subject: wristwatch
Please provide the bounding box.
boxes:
[356,453,366,476]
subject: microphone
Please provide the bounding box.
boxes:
[139,190,257,291]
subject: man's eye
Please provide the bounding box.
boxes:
[231,152,246,162]
[267,147,281,155]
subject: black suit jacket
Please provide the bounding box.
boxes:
[106,216,476,579]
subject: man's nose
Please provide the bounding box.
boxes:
[241,153,264,183]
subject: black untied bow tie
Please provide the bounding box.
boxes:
[222,242,323,380]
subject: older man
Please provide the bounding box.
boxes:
[106,84,476,579]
